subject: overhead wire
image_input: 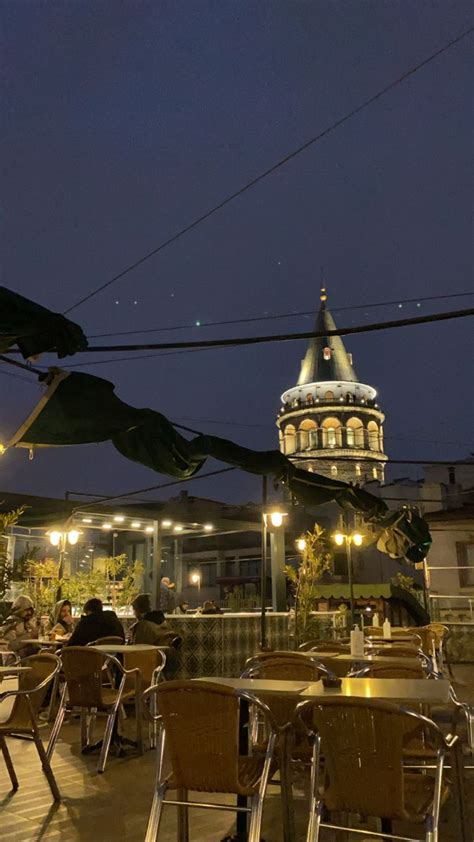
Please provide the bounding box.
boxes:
[63,26,474,316]
[88,290,474,339]
[36,307,474,354]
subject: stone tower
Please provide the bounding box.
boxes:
[276,287,388,484]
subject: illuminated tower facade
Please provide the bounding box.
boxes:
[276,287,388,484]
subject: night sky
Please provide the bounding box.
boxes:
[1,2,473,505]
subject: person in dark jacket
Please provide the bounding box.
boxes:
[130,594,180,675]
[67,598,124,646]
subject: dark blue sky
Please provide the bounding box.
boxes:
[1,2,473,504]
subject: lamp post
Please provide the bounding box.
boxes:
[49,529,81,598]
[333,530,363,627]
[260,476,288,650]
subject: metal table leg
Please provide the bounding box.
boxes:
[452,740,472,842]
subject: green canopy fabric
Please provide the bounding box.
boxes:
[0,287,87,359]
[5,369,431,563]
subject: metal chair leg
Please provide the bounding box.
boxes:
[46,687,68,760]
[0,735,19,790]
[80,709,89,749]
[31,722,61,801]
[135,691,143,755]
[47,672,60,723]
[145,782,167,842]
[97,709,118,774]
[177,788,189,842]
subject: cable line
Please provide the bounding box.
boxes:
[45,307,474,354]
[64,26,473,316]
[88,290,474,339]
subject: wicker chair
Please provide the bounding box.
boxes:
[47,646,143,773]
[295,696,453,842]
[87,636,124,646]
[142,680,277,842]
[123,648,166,748]
[425,623,454,677]
[350,662,426,679]
[371,644,423,658]
[298,640,349,653]
[0,653,61,800]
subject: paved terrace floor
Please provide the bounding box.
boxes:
[0,665,473,841]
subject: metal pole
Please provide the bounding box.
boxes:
[346,539,355,627]
[260,475,268,650]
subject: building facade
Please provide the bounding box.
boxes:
[276,287,388,483]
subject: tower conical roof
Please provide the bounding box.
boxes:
[297,287,358,385]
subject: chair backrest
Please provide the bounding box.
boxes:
[356,662,426,679]
[245,655,325,728]
[123,648,166,691]
[60,647,110,708]
[406,627,437,656]
[371,645,421,658]
[298,697,441,820]
[426,624,449,646]
[6,653,60,731]
[299,640,348,652]
[87,636,124,646]
[149,680,253,794]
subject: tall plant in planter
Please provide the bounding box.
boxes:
[285,524,333,647]
[0,507,25,606]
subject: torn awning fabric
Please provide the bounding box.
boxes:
[6,369,430,562]
[0,287,88,359]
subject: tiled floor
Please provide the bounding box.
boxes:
[0,666,473,841]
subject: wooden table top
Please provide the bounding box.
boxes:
[22,638,68,647]
[302,677,451,704]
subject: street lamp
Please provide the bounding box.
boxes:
[190,571,201,591]
[296,537,307,552]
[333,530,364,626]
[260,496,288,649]
[48,529,82,589]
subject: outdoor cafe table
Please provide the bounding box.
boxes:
[196,676,470,842]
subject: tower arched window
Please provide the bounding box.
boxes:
[331,465,338,476]
[298,419,317,450]
[324,390,334,401]
[321,417,342,448]
[368,421,380,452]
[355,464,362,477]
[323,347,332,360]
[347,417,365,448]
[284,425,296,455]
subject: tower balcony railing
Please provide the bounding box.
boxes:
[278,393,380,416]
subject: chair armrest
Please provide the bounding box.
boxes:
[102,652,141,677]
[237,689,279,735]
[0,660,60,702]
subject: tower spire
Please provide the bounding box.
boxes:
[320,267,327,309]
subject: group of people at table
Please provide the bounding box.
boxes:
[0,592,176,658]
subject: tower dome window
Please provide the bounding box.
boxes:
[327,427,336,447]
[323,347,332,360]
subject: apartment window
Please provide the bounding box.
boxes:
[456,542,474,587]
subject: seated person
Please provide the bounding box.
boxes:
[49,599,74,639]
[67,598,124,646]
[130,593,176,645]
[201,600,223,615]
[173,599,190,615]
[0,595,38,658]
